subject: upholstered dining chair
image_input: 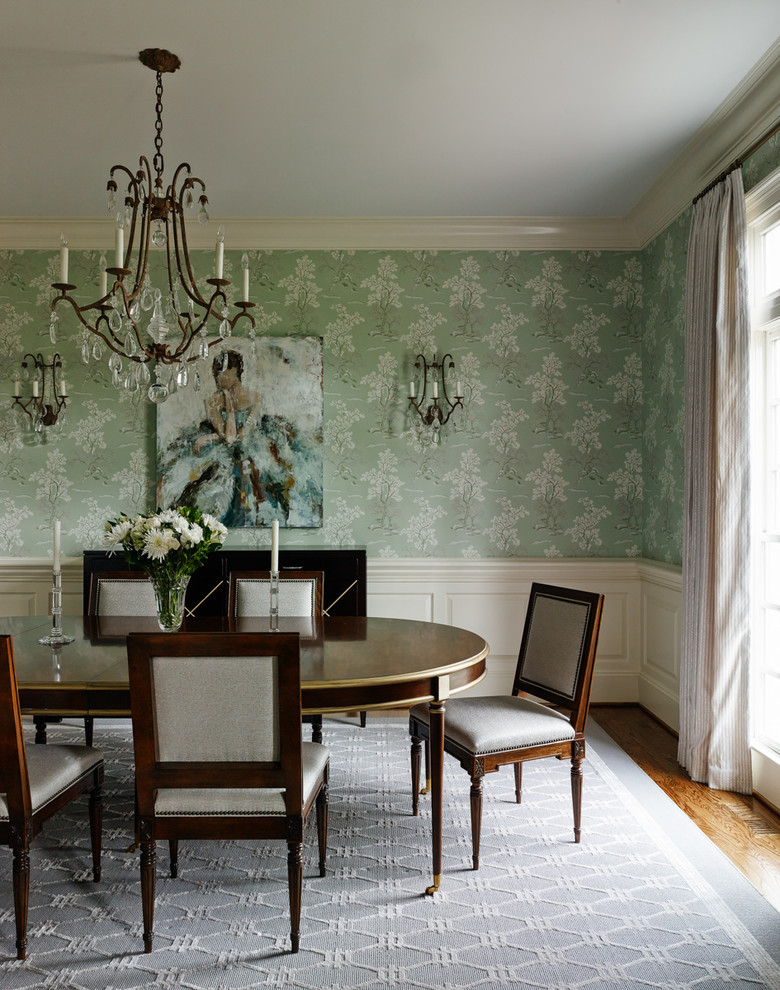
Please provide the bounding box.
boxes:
[228,569,369,735]
[127,631,329,954]
[66,570,156,747]
[409,582,604,870]
[87,569,157,618]
[228,569,324,620]
[229,570,338,741]
[0,635,104,960]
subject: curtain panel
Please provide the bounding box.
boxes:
[679,169,752,793]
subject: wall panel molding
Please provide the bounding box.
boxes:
[0,555,681,716]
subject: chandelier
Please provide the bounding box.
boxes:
[51,49,255,403]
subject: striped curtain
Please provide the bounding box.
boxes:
[679,168,752,793]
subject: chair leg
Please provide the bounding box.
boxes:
[359,711,367,727]
[571,754,583,843]
[470,773,483,870]
[34,716,47,744]
[287,840,303,953]
[316,773,329,877]
[310,715,323,745]
[411,734,422,815]
[514,762,523,804]
[12,836,30,960]
[169,839,179,878]
[140,837,156,953]
[422,738,431,794]
[88,781,103,882]
[84,716,94,747]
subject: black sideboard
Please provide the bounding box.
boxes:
[83,547,367,617]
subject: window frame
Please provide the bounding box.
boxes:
[747,166,780,759]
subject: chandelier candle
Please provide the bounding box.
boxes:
[215,227,225,279]
[59,235,68,284]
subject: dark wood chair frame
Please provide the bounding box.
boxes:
[410,583,604,869]
[0,635,103,960]
[127,631,329,954]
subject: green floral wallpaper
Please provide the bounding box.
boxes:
[1,244,672,563]
[641,212,688,563]
[4,143,779,570]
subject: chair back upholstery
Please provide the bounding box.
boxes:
[0,636,32,822]
[88,571,157,616]
[127,632,304,817]
[228,571,324,619]
[512,583,604,731]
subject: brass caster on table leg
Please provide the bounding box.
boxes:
[425,874,441,896]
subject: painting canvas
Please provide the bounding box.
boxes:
[156,336,323,528]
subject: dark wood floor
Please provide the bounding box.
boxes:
[591,705,780,914]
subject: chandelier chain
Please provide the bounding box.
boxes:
[153,72,165,189]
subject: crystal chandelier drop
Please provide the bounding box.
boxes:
[50,49,255,403]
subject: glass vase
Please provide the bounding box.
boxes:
[150,573,190,632]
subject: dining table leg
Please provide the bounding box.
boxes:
[425,696,446,895]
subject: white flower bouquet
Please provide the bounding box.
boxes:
[104,506,227,579]
[104,507,227,630]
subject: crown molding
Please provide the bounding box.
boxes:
[627,38,780,246]
[0,215,639,253]
[1,43,778,255]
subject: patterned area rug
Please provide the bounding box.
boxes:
[2,718,780,989]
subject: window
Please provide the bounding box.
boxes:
[748,168,780,756]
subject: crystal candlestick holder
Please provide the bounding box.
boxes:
[270,569,279,630]
[38,570,75,645]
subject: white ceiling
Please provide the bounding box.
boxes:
[1,0,780,230]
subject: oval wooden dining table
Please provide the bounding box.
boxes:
[3,613,489,895]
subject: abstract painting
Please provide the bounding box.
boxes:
[156,336,323,528]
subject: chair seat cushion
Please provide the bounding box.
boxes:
[155,742,329,817]
[409,696,575,756]
[0,744,103,820]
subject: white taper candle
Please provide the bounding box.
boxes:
[271,520,279,573]
[53,520,61,574]
[115,226,124,269]
[59,234,69,283]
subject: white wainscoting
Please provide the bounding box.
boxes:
[0,556,683,726]
[366,556,682,725]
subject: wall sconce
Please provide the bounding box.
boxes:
[11,352,68,436]
[408,353,463,440]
